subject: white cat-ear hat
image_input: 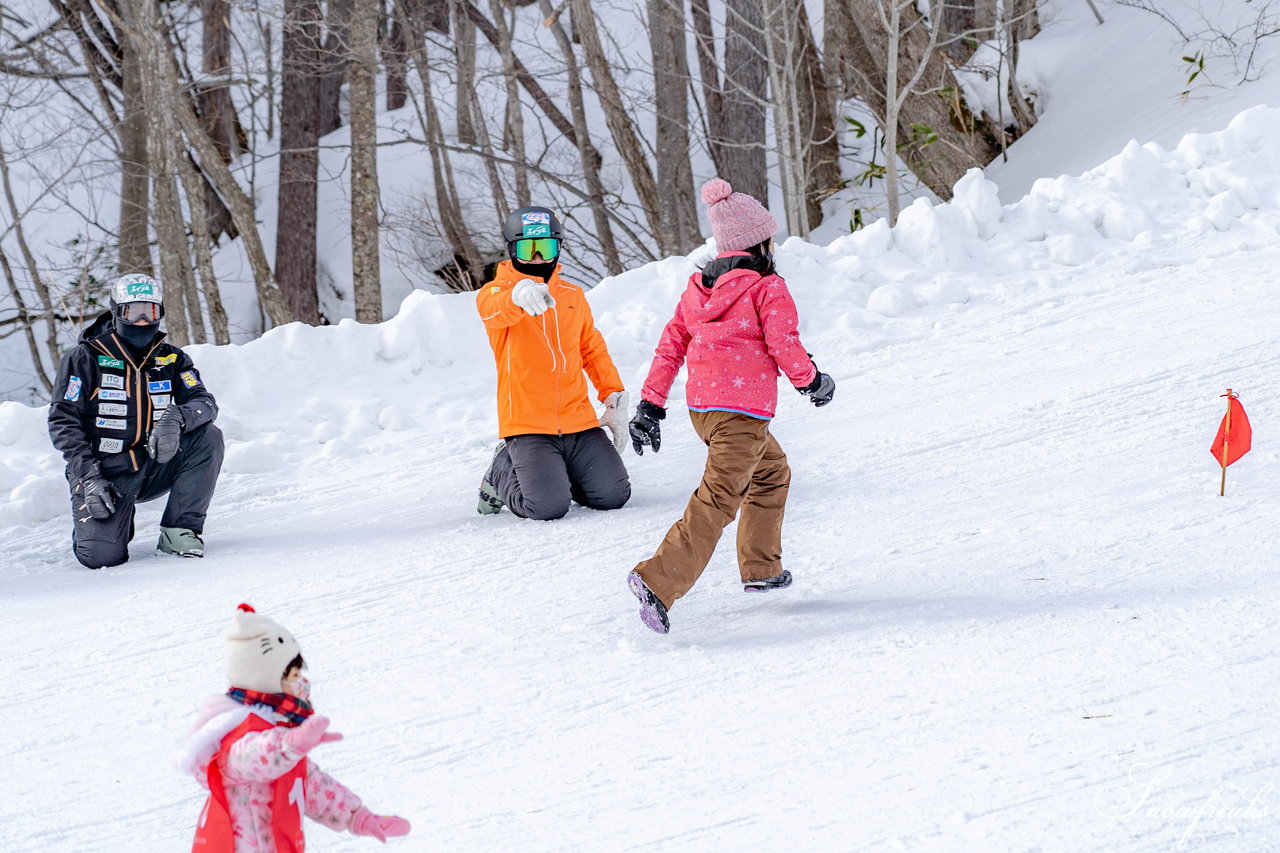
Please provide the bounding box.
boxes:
[224,603,302,693]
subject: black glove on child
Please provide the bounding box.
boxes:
[629,400,666,456]
[78,464,116,521]
[147,406,185,464]
[797,361,836,407]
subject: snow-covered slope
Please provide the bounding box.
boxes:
[2,107,1279,851]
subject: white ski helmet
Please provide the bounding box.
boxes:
[110,272,163,307]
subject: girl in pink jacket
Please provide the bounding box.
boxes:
[626,179,835,634]
[178,604,410,851]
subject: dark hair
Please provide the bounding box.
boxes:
[283,653,304,677]
[699,239,775,289]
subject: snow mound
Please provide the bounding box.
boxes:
[3,106,1279,529]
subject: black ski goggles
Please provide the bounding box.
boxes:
[118,302,162,325]
[512,238,560,262]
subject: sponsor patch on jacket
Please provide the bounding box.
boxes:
[99,388,127,401]
[153,409,165,421]
[148,380,172,393]
[151,394,171,409]
[98,403,127,417]
[490,286,500,293]
[101,374,125,389]
[95,417,127,431]
[64,376,82,402]
[180,371,199,388]
[97,355,125,369]
[98,437,124,453]
[154,353,177,366]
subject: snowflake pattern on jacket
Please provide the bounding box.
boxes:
[641,263,817,418]
[179,696,364,852]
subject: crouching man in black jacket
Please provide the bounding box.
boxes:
[48,273,224,568]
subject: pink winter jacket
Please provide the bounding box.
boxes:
[641,262,817,418]
[179,695,364,852]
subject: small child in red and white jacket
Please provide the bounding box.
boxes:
[626,178,836,634]
[178,604,410,851]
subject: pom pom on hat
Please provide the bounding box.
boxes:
[224,604,302,694]
[700,178,734,206]
[699,177,777,252]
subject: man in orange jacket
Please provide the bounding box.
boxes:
[475,206,631,520]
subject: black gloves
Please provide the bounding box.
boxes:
[78,464,116,521]
[629,400,666,455]
[147,406,185,464]
[798,362,836,407]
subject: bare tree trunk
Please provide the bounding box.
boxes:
[384,4,409,111]
[721,0,769,204]
[402,7,487,291]
[448,0,507,222]
[453,2,478,145]
[794,2,840,230]
[941,0,979,62]
[118,36,153,275]
[276,0,323,324]
[763,0,837,235]
[574,0,663,247]
[318,0,353,137]
[975,0,997,37]
[488,0,529,204]
[647,0,701,251]
[1006,0,1039,136]
[178,153,230,344]
[124,0,198,345]
[349,0,382,322]
[198,0,243,242]
[537,0,621,274]
[1014,0,1041,40]
[690,0,727,172]
[764,0,807,234]
[150,31,291,329]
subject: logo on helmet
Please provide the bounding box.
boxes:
[520,211,551,238]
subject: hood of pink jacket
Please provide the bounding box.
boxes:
[685,268,760,322]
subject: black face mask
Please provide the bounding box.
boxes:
[114,317,160,349]
[512,257,557,281]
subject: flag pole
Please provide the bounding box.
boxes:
[1220,388,1233,497]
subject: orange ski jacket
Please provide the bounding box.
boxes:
[477,260,623,438]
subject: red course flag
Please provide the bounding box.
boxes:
[1210,392,1251,468]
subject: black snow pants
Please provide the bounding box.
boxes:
[68,422,225,568]
[490,427,630,520]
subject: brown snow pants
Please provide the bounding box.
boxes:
[633,410,790,608]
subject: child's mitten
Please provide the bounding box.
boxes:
[351,807,412,842]
[284,715,344,755]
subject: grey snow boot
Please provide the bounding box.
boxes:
[477,441,506,515]
[743,570,792,592]
[157,526,204,558]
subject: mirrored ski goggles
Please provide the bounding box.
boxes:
[118,301,162,324]
[513,238,560,262]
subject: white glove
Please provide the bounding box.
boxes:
[599,390,629,451]
[512,279,555,316]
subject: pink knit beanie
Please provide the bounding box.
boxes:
[700,178,777,252]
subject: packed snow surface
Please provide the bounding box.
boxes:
[3,107,1280,851]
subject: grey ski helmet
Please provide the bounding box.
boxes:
[110,272,163,307]
[109,272,165,328]
[504,206,564,259]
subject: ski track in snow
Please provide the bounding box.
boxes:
[5,120,1280,849]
